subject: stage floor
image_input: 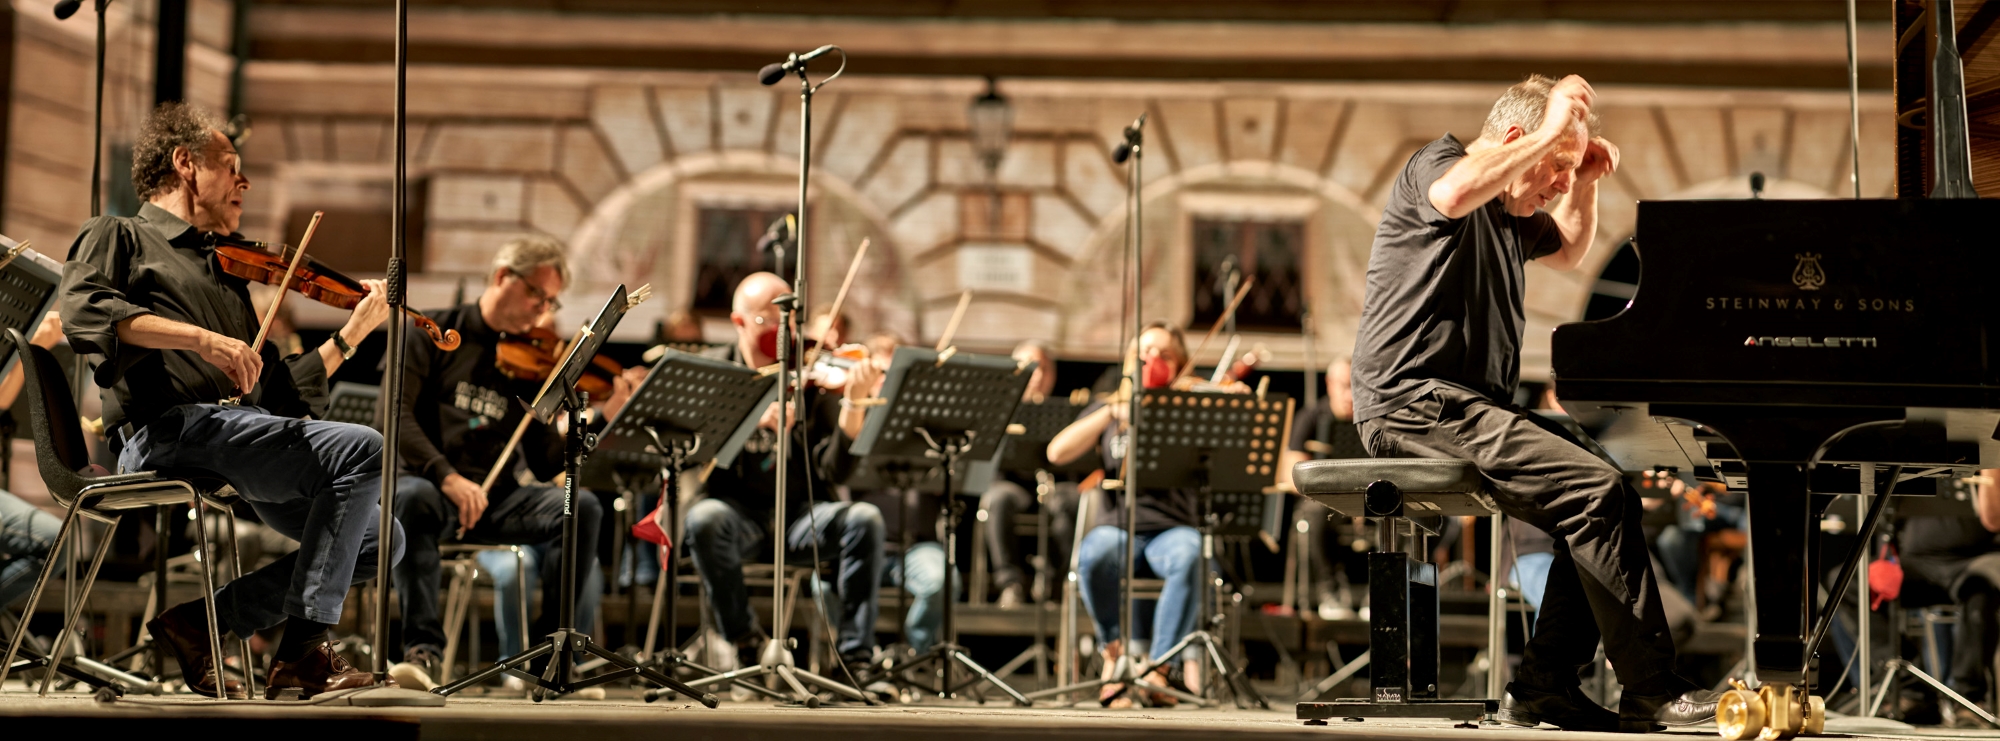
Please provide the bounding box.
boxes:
[2,687,1998,741]
[0,680,1992,736]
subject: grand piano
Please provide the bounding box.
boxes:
[1551,1,1999,737]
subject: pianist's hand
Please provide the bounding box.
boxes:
[1541,75,1596,136]
[1578,137,1619,186]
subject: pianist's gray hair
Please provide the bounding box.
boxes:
[493,234,572,289]
[132,102,225,201]
[1481,74,1602,143]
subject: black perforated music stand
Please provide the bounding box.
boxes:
[325,382,381,429]
[850,346,1033,705]
[563,348,791,702]
[433,286,715,706]
[1130,387,1286,708]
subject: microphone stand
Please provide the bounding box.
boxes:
[52,0,111,214]
[1023,115,1182,707]
[334,0,441,706]
[741,47,870,707]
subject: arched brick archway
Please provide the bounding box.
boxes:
[1058,160,1380,362]
[564,151,917,341]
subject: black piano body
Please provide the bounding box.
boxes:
[1551,198,2000,689]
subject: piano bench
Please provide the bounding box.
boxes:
[1291,458,1498,726]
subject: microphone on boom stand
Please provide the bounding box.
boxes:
[759,45,839,85]
[1111,114,1146,164]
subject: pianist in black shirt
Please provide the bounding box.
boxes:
[1349,74,1717,732]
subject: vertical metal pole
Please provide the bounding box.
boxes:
[1857,465,1873,709]
[1120,132,1142,673]
[1845,0,1863,199]
[373,0,409,681]
[1486,513,1506,701]
[91,4,105,216]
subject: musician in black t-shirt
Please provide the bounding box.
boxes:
[1351,75,1715,733]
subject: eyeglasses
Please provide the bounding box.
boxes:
[508,269,563,311]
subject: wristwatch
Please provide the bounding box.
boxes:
[331,333,358,360]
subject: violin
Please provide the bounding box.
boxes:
[208,234,461,351]
[803,342,871,390]
[494,325,622,398]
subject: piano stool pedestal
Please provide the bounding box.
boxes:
[1289,458,1501,728]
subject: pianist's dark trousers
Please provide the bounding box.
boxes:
[1358,385,1682,693]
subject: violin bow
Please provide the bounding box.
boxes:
[223,211,322,402]
[1175,276,1255,383]
[804,237,869,369]
[479,284,652,501]
[251,211,322,355]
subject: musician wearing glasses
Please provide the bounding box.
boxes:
[1348,74,1718,732]
[58,102,397,698]
[387,235,643,690]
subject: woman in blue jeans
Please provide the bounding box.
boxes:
[1046,322,1245,707]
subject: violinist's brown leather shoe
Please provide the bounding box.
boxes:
[264,640,393,700]
[145,601,245,699]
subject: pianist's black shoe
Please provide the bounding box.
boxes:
[1620,682,1721,733]
[1497,681,1619,732]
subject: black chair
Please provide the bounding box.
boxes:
[0,328,235,697]
[1291,458,1501,726]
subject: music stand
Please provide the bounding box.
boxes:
[324,382,381,429]
[850,346,1032,705]
[983,397,1092,688]
[560,347,793,703]
[432,287,715,706]
[1026,388,1285,709]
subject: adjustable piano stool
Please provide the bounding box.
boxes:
[1291,458,1500,728]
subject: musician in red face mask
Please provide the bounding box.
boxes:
[681,271,886,683]
[1047,321,1235,707]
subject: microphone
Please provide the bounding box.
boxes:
[758,45,838,86]
[1749,171,1766,200]
[1110,113,1147,164]
[54,0,83,19]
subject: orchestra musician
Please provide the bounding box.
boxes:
[682,271,886,681]
[1895,470,2000,728]
[1348,74,1717,732]
[386,235,642,690]
[1276,357,1369,621]
[1047,321,1237,707]
[977,340,1081,609]
[59,102,398,698]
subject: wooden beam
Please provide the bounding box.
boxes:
[1960,0,2000,62]
[249,40,1895,90]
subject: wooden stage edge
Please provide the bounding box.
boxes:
[0,691,1991,741]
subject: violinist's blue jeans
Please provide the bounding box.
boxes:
[120,404,402,636]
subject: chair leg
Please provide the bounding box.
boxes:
[513,547,529,655]
[191,498,227,699]
[222,505,258,697]
[440,560,470,683]
[40,517,118,696]
[1,501,84,691]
